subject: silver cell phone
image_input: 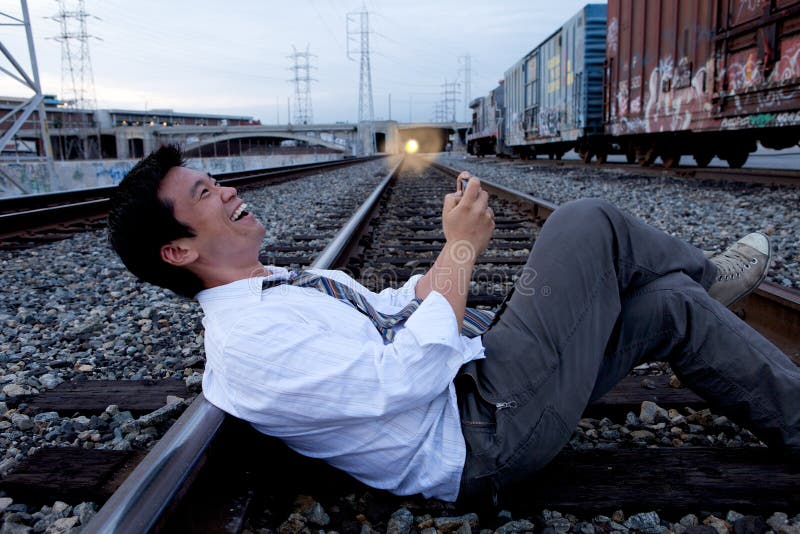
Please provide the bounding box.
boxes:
[460,178,469,191]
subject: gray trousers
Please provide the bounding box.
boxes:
[456,198,800,504]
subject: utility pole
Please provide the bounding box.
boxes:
[388,93,391,121]
[458,54,471,122]
[346,6,375,154]
[0,0,54,189]
[48,0,100,110]
[287,45,316,125]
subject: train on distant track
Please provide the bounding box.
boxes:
[467,0,800,168]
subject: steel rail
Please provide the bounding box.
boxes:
[453,154,800,186]
[429,157,800,363]
[84,156,404,534]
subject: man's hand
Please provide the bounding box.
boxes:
[442,172,495,262]
[413,172,494,330]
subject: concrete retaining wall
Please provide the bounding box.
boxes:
[0,153,342,197]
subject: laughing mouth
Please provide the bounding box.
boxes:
[230,203,248,222]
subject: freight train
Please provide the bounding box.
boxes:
[466,0,800,168]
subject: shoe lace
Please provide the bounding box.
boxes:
[714,250,757,281]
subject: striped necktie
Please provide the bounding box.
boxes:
[263,271,495,342]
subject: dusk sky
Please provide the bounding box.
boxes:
[1,1,604,124]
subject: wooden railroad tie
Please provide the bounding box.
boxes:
[0,380,191,504]
[21,379,189,415]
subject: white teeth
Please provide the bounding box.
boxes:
[230,203,247,221]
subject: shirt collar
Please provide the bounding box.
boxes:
[196,265,293,313]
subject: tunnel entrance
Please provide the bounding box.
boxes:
[398,128,449,153]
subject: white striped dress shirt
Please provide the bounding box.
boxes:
[198,266,485,501]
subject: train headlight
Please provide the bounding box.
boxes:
[404,139,419,154]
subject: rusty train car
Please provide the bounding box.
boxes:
[473,0,800,168]
[601,0,800,168]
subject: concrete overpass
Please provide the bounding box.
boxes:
[16,120,470,159]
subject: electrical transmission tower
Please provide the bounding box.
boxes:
[346,7,375,154]
[0,0,55,192]
[440,80,460,123]
[48,0,100,110]
[458,54,471,122]
[288,45,316,125]
[431,102,446,123]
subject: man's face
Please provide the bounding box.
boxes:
[158,166,266,271]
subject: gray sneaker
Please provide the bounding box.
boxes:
[707,233,771,307]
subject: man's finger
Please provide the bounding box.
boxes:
[443,192,460,212]
[462,177,482,200]
[472,189,489,211]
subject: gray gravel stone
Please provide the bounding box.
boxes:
[386,507,413,534]
[494,520,535,534]
[10,415,32,432]
[433,513,479,531]
[136,401,185,427]
[72,502,97,526]
[0,521,32,534]
[43,516,78,534]
[768,513,790,532]
[302,502,329,527]
[624,512,661,532]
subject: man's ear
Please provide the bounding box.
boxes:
[160,239,198,267]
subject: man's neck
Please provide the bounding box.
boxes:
[198,262,271,289]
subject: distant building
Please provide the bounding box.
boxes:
[0,95,259,160]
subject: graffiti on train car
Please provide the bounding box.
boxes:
[721,110,800,130]
[771,36,800,83]
[733,0,767,25]
[607,17,618,56]
[612,48,716,135]
[722,35,800,97]
[538,109,561,137]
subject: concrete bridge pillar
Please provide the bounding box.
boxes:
[143,131,157,155]
[115,132,130,159]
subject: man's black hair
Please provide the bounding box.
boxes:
[108,144,204,298]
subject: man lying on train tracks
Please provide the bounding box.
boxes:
[107,145,799,505]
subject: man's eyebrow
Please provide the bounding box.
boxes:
[189,178,207,198]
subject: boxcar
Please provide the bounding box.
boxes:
[604,0,800,167]
[502,3,607,159]
[466,83,504,156]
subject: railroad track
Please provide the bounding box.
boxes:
[0,156,378,250]
[2,156,798,532]
[462,154,800,187]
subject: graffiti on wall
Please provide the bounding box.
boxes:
[92,161,135,185]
